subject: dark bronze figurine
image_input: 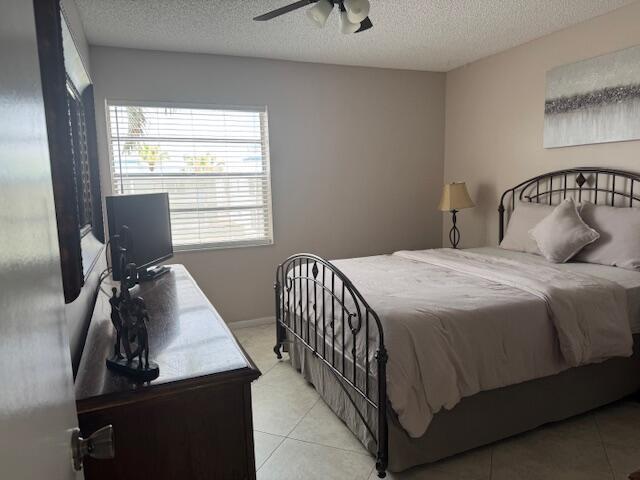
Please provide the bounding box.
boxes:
[119,296,151,370]
[106,261,159,381]
[109,287,123,359]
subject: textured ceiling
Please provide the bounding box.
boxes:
[76,0,635,72]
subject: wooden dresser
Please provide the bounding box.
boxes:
[75,265,260,480]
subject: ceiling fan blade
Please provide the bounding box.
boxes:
[355,16,372,33]
[253,0,315,21]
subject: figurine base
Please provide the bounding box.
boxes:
[106,356,160,382]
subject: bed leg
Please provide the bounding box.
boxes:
[376,347,389,479]
[274,277,284,360]
[274,321,284,360]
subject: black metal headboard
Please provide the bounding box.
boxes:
[499,167,640,242]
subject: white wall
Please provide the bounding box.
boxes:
[90,47,446,323]
[444,2,640,248]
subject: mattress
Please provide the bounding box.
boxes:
[469,247,640,333]
[284,247,640,471]
[285,248,633,439]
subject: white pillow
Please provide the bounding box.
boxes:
[500,201,555,255]
[529,198,599,263]
[574,202,640,271]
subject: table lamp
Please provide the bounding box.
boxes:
[438,182,475,248]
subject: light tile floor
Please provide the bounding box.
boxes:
[234,324,640,480]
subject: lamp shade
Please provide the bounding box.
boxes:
[307,0,334,28]
[340,11,360,34]
[438,182,475,211]
[344,0,370,23]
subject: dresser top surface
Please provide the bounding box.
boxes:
[75,264,258,406]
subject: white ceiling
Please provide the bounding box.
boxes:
[76,0,635,72]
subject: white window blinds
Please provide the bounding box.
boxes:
[107,102,273,250]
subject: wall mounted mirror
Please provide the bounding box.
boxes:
[36,0,104,303]
[62,12,105,281]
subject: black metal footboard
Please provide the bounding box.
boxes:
[273,253,388,478]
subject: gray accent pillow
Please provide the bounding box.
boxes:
[574,202,640,271]
[499,201,555,255]
[529,198,599,263]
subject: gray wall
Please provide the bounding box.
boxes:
[90,47,446,323]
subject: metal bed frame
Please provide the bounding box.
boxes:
[273,167,640,478]
[273,254,388,476]
[499,167,640,242]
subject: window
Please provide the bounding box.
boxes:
[67,82,93,232]
[107,102,273,250]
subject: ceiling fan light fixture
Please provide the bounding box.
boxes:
[344,0,369,24]
[306,0,334,28]
[340,10,360,34]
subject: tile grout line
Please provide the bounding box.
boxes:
[366,464,376,479]
[285,434,373,457]
[259,358,281,376]
[255,346,321,437]
[254,392,372,457]
[280,373,373,457]
[254,428,286,436]
[243,328,295,475]
[593,414,616,480]
[248,329,371,476]
[256,434,376,478]
[247,327,375,476]
[255,432,286,474]
[250,355,286,476]
[284,396,321,437]
[254,425,374,459]
[254,395,349,475]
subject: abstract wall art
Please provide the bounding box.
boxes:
[544,44,640,148]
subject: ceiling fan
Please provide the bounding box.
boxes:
[254,0,373,34]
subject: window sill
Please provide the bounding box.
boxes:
[173,238,274,254]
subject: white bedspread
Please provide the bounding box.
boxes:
[318,249,633,437]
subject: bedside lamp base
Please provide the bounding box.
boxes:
[448,209,460,249]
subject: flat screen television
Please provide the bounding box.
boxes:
[106,193,173,281]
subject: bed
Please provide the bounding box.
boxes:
[272,168,640,478]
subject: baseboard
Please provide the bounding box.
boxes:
[228,316,274,330]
